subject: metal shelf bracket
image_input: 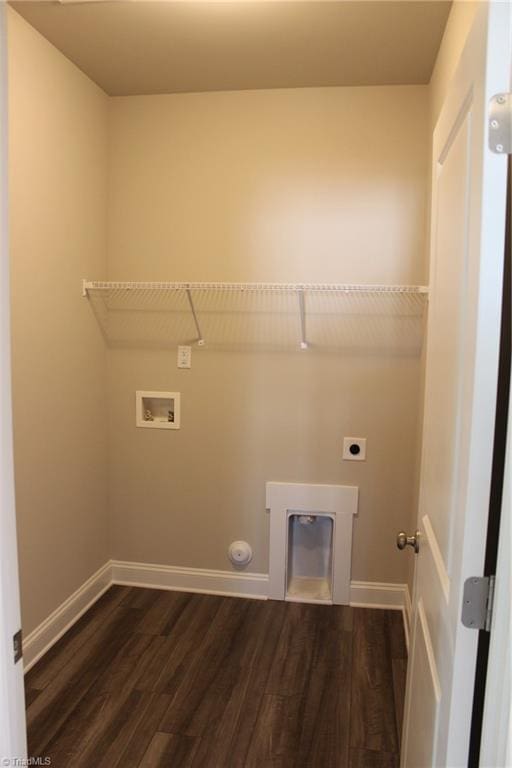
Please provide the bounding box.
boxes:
[297,288,308,350]
[185,288,205,346]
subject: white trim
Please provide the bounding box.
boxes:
[418,598,442,703]
[403,582,412,653]
[23,562,112,673]
[422,514,450,603]
[23,563,413,673]
[480,347,512,766]
[111,560,269,600]
[349,580,412,652]
[349,579,409,610]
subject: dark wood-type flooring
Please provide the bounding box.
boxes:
[25,586,407,767]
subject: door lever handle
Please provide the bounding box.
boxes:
[397,530,420,554]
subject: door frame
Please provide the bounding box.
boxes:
[0,2,27,762]
[479,382,512,761]
[478,157,512,767]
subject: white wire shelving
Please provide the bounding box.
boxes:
[82,280,429,352]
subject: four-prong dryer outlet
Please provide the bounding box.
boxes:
[343,437,366,461]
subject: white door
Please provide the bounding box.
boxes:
[0,2,27,762]
[401,4,511,767]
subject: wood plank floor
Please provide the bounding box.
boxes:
[25,586,407,767]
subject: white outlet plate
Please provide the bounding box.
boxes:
[343,437,366,461]
[177,345,191,369]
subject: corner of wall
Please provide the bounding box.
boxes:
[8,9,110,636]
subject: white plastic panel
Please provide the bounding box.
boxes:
[266,481,358,605]
[135,390,181,430]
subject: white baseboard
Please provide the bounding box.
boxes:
[350,579,412,652]
[111,559,269,600]
[23,563,413,672]
[114,566,412,647]
[349,579,408,610]
[23,561,112,673]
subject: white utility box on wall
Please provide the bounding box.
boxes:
[266,481,358,605]
[136,391,181,429]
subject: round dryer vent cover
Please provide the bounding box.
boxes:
[228,540,253,566]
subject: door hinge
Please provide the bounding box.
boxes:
[13,629,23,663]
[461,575,495,632]
[489,93,512,154]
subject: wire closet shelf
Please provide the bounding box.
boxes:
[82,280,429,352]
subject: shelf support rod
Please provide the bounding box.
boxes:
[298,289,308,350]
[186,289,205,346]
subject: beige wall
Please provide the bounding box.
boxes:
[108,88,428,285]
[8,10,432,624]
[8,8,109,635]
[107,87,429,583]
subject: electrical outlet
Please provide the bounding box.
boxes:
[343,437,366,461]
[177,345,191,369]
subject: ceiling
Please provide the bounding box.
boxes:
[9,1,452,96]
